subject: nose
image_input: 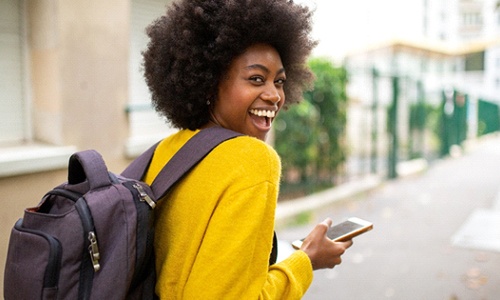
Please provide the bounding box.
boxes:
[262,87,281,104]
[269,95,281,104]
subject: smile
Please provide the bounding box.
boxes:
[249,109,276,118]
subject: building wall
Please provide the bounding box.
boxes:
[0,0,173,291]
[28,0,130,160]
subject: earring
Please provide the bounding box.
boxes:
[206,99,211,106]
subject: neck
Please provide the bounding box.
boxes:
[200,111,222,129]
[209,110,222,127]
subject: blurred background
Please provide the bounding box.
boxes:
[1,0,499,298]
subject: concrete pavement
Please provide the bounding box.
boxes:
[276,134,500,299]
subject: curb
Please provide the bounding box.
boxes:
[276,175,382,222]
[276,158,429,223]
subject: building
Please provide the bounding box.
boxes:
[343,0,500,168]
[423,0,500,100]
[0,0,173,291]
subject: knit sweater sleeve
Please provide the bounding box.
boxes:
[147,131,313,299]
[181,177,313,300]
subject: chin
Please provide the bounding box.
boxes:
[256,132,269,142]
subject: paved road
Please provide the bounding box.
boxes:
[277,135,500,300]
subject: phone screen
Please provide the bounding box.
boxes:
[291,217,373,249]
[327,220,365,240]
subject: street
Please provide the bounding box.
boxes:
[277,135,500,300]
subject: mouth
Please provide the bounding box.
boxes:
[249,109,277,129]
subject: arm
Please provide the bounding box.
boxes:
[181,180,313,300]
[179,138,313,299]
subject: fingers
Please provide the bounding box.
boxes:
[320,218,333,228]
[342,239,354,249]
[300,219,355,270]
[326,240,352,268]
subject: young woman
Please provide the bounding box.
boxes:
[142,0,353,298]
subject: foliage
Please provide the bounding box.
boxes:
[274,100,319,183]
[274,58,348,194]
[408,102,441,159]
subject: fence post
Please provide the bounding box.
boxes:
[414,80,426,158]
[440,89,453,156]
[388,75,399,179]
[371,67,379,174]
[454,92,468,145]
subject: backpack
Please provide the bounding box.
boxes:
[3,126,245,300]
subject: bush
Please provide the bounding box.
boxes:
[275,58,348,199]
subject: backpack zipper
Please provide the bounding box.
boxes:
[87,231,100,271]
[133,183,156,209]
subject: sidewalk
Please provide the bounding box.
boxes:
[276,156,429,226]
[276,134,500,299]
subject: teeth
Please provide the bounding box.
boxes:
[250,109,276,118]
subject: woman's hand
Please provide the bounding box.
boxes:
[300,218,353,270]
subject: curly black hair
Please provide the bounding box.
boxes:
[143,0,317,130]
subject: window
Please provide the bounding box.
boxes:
[461,12,482,27]
[0,0,76,177]
[464,51,485,71]
[0,0,27,145]
[127,0,175,157]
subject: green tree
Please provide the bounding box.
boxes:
[274,100,319,183]
[305,58,348,183]
[275,58,348,194]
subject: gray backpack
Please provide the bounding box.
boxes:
[3,127,243,300]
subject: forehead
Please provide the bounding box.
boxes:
[229,44,284,71]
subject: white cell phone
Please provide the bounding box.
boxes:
[291,217,373,250]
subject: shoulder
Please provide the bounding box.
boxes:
[207,135,281,180]
[228,135,277,154]
[218,136,279,164]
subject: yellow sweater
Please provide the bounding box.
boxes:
[144,129,313,299]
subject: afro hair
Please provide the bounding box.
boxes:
[143,0,317,130]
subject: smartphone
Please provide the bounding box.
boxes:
[291,217,373,250]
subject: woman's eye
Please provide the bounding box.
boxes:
[250,76,264,83]
[275,78,286,85]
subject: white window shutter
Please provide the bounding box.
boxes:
[128,0,174,145]
[0,0,25,144]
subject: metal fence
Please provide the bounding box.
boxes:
[345,68,500,181]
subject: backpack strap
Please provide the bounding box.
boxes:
[151,126,245,199]
[121,142,159,181]
[122,126,279,265]
[122,126,242,199]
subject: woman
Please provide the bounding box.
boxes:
[142,0,353,298]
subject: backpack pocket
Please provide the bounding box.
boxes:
[4,219,62,300]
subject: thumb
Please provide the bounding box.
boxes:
[321,218,333,228]
[318,218,333,235]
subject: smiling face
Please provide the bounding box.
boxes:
[211,43,286,141]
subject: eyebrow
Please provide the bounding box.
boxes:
[245,64,286,75]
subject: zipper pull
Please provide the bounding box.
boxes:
[88,232,100,272]
[133,183,156,209]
